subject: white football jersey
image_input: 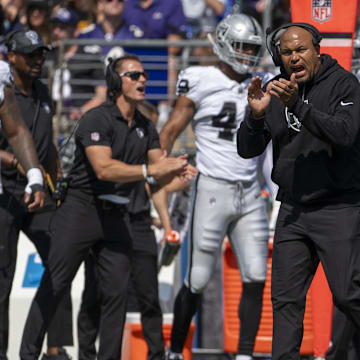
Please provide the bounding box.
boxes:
[176,66,272,182]
[0,61,13,107]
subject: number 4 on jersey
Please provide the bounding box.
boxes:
[211,102,237,141]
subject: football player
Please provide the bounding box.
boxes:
[160,13,271,360]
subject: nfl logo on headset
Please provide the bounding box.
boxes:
[312,0,332,23]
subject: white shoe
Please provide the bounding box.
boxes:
[167,351,184,360]
[235,355,252,360]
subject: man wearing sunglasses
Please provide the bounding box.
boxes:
[20,53,193,360]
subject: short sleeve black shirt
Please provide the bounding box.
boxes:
[0,79,54,181]
[69,101,160,196]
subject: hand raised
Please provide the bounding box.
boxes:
[149,153,188,180]
[270,73,299,108]
[247,76,271,118]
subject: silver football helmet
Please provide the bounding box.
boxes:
[209,14,264,74]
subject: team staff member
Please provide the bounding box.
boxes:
[0,30,73,360]
[237,23,360,360]
[20,53,191,360]
[77,101,173,360]
[160,14,270,360]
[0,61,44,209]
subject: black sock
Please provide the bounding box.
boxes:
[170,285,201,353]
[238,282,265,355]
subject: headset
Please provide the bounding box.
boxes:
[266,22,323,67]
[105,57,122,101]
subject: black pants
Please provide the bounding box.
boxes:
[20,189,132,360]
[77,215,165,360]
[271,202,360,360]
[0,183,73,360]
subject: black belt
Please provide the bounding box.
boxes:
[95,199,128,212]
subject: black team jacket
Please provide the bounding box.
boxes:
[237,54,360,207]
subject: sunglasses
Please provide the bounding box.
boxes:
[119,71,148,81]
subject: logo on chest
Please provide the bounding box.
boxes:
[41,102,51,114]
[136,128,145,139]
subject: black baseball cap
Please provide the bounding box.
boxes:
[6,30,50,54]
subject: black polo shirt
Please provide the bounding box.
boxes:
[127,180,150,215]
[70,101,160,196]
[0,79,54,182]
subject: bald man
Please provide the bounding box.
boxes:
[237,23,360,360]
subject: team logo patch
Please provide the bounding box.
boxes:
[285,107,302,132]
[312,0,332,23]
[91,132,100,141]
[136,128,145,139]
[25,31,40,45]
[177,79,189,95]
[41,102,51,114]
[209,197,216,206]
[153,12,163,20]
[129,25,144,38]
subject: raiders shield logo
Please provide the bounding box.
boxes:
[312,0,332,23]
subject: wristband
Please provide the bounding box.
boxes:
[142,164,147,180]
[25,168,44,194]
[146,176,156,185]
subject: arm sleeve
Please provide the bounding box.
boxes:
[292,73,360,149]
[175,67,202,105]
[237,109,272,158]
[76,111,112,148]
[147,121,161,151]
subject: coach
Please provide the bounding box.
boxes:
[19,53,189,360]
[237,23,360,360]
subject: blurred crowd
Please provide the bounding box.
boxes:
[0,0,292,117]
[0,0,291,42]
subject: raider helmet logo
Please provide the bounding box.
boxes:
[312,0,332,23]
[25,31,40,45]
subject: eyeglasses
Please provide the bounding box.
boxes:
[105,0,123,3]
[119,71,148,81]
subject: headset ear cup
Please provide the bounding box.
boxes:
[273,43,282,67]
[267,31,282,67]
[106,57,122,99]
